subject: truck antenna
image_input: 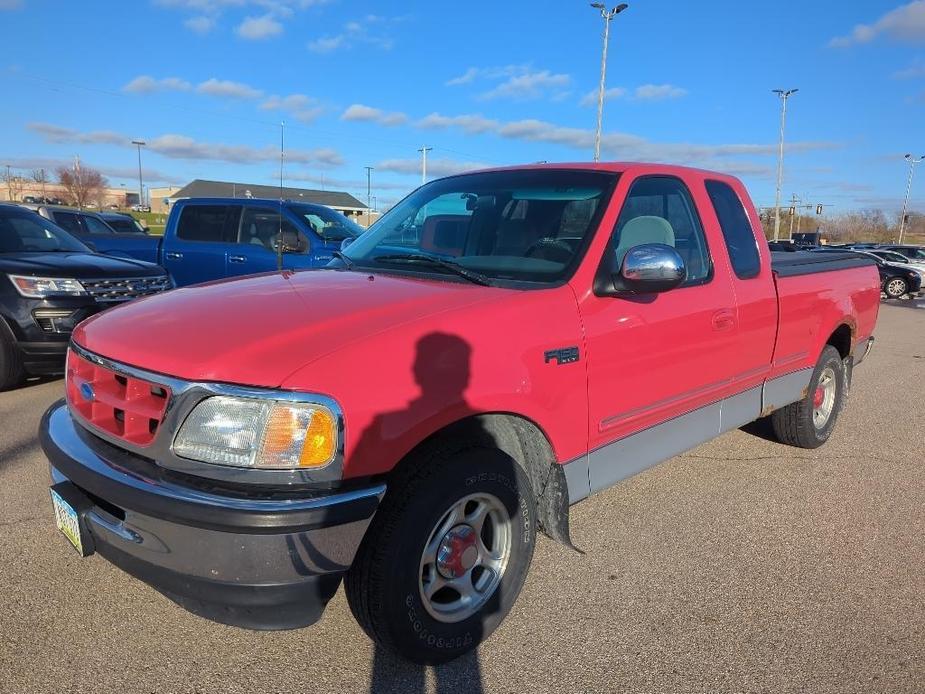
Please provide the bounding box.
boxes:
[277,121,285,272]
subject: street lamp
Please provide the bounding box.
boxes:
[899,153,925,244]
[590,2,629,162]
[131,140,145,208]
[772,88,798,241]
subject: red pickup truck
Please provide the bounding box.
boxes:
[40,163,880,663]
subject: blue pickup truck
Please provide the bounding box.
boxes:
[33,199,364,287]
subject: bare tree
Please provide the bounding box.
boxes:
[31,168,50,200]
[2,166,24,201]
[56,165,108,208]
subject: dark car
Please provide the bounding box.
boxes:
[810,247,921,299]
[0,204,172,390]
[99,212,149,234]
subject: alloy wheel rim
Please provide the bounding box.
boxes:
[418,492,512,623]
[812,366,837,429]
[887,279,906,297]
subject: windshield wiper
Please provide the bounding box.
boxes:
[373,253,493,286]
[331,250,356,269]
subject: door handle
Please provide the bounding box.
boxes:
[228,255,247,263]
[711,309,736,331]
[164,251,183,260]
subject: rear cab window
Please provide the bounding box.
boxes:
[176,204,241,243]
[705,180,761,279]
[53,212,85,235]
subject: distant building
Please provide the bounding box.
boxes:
[162,179,368,219]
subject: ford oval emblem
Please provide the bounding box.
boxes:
[79,382,95,402]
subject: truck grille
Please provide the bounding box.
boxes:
[82,275,172,303]
[66,349,171,447]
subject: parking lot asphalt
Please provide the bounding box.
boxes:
[1,301,923,694]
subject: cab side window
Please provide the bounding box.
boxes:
[82,215,114,234]
[610,176,712,285]
[238,207,305,253]
[54,212,85,235]
[177,205,240,243]
[706,180,761,279]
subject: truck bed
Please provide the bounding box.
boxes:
[770,250,874,277]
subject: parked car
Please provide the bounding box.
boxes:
[43,198,364,286]
[27,205,160,264]
[867,249,925,267]
[811,247,921,298]
[99,212,149,234]
[0,204,172,390]
[22,196,41,204]
[40,163,879,664]
[877,244,925,262]
[131,204,151,213]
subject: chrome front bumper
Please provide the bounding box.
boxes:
[41,400,385,630]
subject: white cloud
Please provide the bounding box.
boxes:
[123,75,193,94]
[26,122,343,167]
[285,170,411,191]
[446,68,480,86]
[479,69,571,101]
[829,1,925,47]
[184,15,214,33]
[307,16,397,53]
[375,157,494,178]
[196,77,263,99]
[237,14,283,40]
[261,93,323,122]
[341,104,407,126]
[579,87,627,107]
[415,112,499,134]
[632,84,688,101]
[893,59,925,78]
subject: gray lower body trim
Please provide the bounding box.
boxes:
[761,367,813,413]
[564,369,814,504]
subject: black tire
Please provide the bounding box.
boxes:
[0,320,25,392]
[345,445,536,664]
[884,277,908,299]
[770,345,846,449]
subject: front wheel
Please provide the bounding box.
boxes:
[345,446,536,664]
[770,345,846,449]
[884,277,908,299]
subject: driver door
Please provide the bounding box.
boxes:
[579,174,740,492]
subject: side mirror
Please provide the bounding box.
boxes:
[142,226,150,234]
[617,243,686,293]
[594,243,686,296]
[340,237,355,251]
[273,230,305,254]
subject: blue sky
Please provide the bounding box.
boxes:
[1,0,924,213]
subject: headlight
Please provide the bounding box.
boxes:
[9,275,86,298]
[172,396,338,469]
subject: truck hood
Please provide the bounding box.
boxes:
[73,269,504,387]
[0,252,164,278]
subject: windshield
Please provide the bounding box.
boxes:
[0,208,90,253]
[342,169,617,286]
[287,203,364,241]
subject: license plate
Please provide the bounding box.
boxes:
[50,488,85,556]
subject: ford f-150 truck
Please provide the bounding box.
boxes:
[37,199,364,286]
[40,163,880,664]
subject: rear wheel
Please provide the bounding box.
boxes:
[345,445,536,664]
[0,321,25,392]
[770,345,846,449]
[884,277,908,299]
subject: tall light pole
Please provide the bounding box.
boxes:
[899,154,924,244]
[364,166,374,227]
[590,3,628,163]
[772,89,798,241]
[131,140,146,208]
[418,146,432,184]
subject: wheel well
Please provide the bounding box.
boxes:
[826,324,853,359]
[391,414,573,547]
